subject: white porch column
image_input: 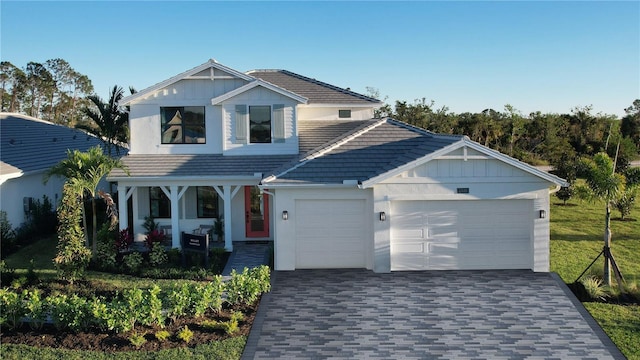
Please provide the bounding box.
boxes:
[117,185,128,231]
[222,185,233,252]
[170,185,180,248]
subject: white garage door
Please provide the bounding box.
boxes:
[295,199,367,269]
[391,200,532,270]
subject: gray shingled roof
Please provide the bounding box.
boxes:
[0,113,112,177]
[109,119,463,184]
[108,154,297,179]
[248,70,381,105]
[298,119,379,154]
[268,119,463,185]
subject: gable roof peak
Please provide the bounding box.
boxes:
[120,59,254,105]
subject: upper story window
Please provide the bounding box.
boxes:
[161,106,205,144]
[149,187,171,218]
[249,106,271,143]
[339,109,352,118]
[235,104,285,144]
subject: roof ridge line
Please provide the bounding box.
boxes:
[268,119,387,181]
[252,69,381,103]
[386,118,465,140]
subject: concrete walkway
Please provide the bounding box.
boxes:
[221,242,271,278]
[243,269,625,360]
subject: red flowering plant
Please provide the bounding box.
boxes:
[144,229,166,250]
[115,228,133,252]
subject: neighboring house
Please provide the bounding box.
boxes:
[0,113,117,228]
[108,59,566,273]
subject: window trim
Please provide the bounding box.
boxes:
[160,106,206,144]
[248,105,273,144]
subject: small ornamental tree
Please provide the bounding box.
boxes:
[54,182,92,283]
[576,152,626,286]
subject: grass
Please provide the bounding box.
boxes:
[550,197,640,359]
[0,336,247,360]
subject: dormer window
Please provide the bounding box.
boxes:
[161,106,205,144]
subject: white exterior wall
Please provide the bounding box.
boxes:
[298,106,375,120]
[372,157,553,273]
[0,173,63,228]
[271,187,374,271]
[0,172,111,229]
[128,76,246,155]
[221,87,299,155]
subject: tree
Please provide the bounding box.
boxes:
[612,186,637,220]
[77,86,129,156]
[54,182,92,283]
[576,152,626,286]
[45,146,128,255]
[621,99,640,151]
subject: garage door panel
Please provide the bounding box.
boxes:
[295,199,367,269]
[391,200,532,270]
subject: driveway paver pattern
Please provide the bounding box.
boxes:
[245,269,623,359]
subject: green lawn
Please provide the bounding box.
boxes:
[550,198,640,359]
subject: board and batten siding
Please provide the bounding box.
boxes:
[221,87,299,155]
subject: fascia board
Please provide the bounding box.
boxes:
[259,183,359,189]
[298,103,381,108]
[120,59,254,105]
[211,80,308,105]
[106,174,262,183]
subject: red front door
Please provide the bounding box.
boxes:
[245,186,270,238]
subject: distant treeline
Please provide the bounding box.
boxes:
[373,95,639,171]
[1,59,94,128]
[1,59,638,170]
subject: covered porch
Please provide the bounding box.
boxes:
[115,178,271,252]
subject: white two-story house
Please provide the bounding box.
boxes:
[109,59,566,273]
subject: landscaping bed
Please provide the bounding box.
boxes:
[0,301,257,353]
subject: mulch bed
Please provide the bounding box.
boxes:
[0,302,258,352]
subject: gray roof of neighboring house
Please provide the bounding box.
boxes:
[268,119,463,184]
[108,154,298,179]
[248,70,381,105]
[0,113,111,177]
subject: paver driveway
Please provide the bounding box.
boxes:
[244,269,623,360]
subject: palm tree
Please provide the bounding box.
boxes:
[45,146,128,255]
[577,152,626,286]
[77,85,129,156]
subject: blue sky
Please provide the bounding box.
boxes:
[2,1,638,117]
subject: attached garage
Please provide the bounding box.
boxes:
[390,200,533,271]
[294,199,367,269]
[264,119,567,273]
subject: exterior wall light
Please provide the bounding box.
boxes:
[539,210,546,219]
[379,212,386,221]
[282,210,289,221]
